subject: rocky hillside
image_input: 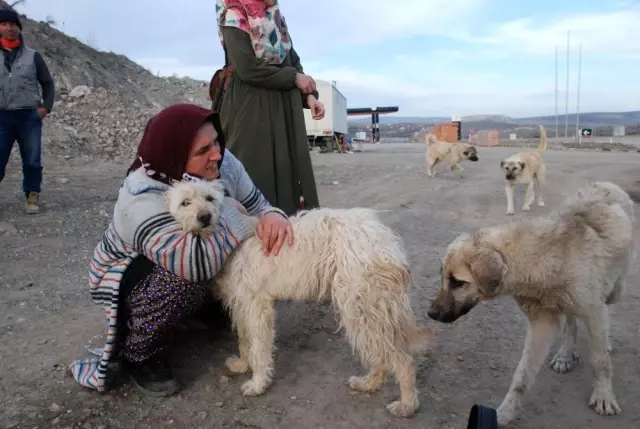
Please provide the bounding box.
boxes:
[1,1,213,160]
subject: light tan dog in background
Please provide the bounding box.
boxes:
[500,125,548,215]
[165,179,434,418]
[427,181,635,426]
[424,133,479,177]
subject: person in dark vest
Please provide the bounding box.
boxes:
[0,8,55,214]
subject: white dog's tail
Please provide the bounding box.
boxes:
[425,133,439,146]
[538,125,548,152]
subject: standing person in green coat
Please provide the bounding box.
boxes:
[215,0,324,216]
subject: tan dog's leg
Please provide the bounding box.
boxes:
[535,175,545,207]
[505,182,516,215]
[550,314,579,373]
[427,157,438,177]
[386,354,419,418]
[451,160,464,172]
[497,313,559,426]
[348,364,388,393]
[522,181,535,212]
[585,304,621,416]
[240,300,277,396]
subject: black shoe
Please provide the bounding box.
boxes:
[124,357,180,397]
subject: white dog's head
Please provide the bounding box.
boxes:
[165,179,225,235]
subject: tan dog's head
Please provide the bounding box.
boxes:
[165,179,225,235]
[500,159,524,181]
[459,144,479,162]
[427,232,507,323]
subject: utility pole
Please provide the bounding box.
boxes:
[575,44,582,142]
[565,30,570,139]
[555,46,559,143]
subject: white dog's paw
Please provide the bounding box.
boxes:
[496,406,516,427]
[225,356,250,374]
[386,400,418,418]
[589,389,621,416]
[506,209,515,216]
[550,351,579,373]
[522,205,531,212]
[536,200,545,207]
[241,378,269,397]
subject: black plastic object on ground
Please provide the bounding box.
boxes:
[467,404,498,429]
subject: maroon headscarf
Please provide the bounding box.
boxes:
[127,103,226,184]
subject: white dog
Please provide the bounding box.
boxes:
[165,179,433,418]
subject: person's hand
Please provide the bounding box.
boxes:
[256,212,294,256]
[295,73,316,93]
[307,95,325,120]
[37,107,48,120]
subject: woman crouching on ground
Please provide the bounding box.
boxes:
[69,103,293,397]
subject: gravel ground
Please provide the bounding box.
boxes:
[1,143,639,429]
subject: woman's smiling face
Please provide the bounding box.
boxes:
[185,122,222,180]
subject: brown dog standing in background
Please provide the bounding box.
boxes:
[424,134,478,177]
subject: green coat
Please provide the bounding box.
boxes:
[219,27,320,216]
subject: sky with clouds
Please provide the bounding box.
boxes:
[15,0,640,118]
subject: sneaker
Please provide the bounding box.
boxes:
[25,192,39,214]
[123,357,180,397]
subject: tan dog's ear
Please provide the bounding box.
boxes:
[469,247,506,295]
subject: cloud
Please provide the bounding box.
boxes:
[135,57,221,80]
[468,6,640,56]
[281,0,485,54]
[14,0,640,116]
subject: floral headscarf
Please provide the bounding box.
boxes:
[216,0,292,65]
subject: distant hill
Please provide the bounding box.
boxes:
[348,112,640,127]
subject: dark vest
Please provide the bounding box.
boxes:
[0,46,41,110]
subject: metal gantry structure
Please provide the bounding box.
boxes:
[347,106,399,142]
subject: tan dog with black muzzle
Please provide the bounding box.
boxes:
[500,125,548,215]
[427,181,635,426]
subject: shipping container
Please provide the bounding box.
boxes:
[304,80,348,152]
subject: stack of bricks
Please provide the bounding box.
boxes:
[433,122,460,142]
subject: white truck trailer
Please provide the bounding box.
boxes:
[304,80,348,153]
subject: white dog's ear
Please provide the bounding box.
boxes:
[469,247,506,295]
[163,189,173,212]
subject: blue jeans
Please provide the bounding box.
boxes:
[0,109,43,195]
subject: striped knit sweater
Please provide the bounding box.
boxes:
[70,150,283,391]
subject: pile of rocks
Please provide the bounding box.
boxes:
[1,1,215,160]
[42,82,211,160]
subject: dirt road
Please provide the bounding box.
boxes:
[1,144,639,429]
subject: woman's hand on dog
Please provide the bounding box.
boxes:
[257,212,294,257]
